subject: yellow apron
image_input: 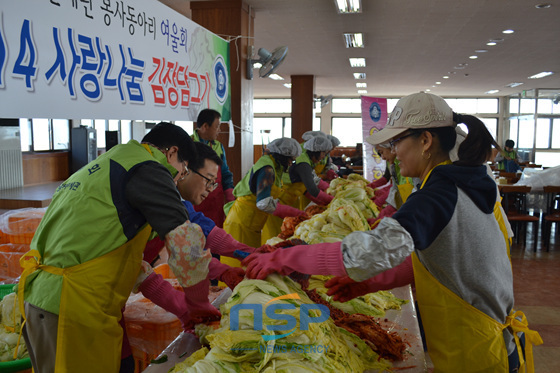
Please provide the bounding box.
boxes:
[314,163,326,176]
[222,185,282,268]
[394,182,414,209]
[261,182,308,245]
[19,225,152,372]
[411,162,542,372]
[412,253,541,372]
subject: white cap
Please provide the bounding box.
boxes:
[303,136,333,152]
[267,137,302,157]
[302,130,327,141]
[366,92,454,146]
[326,134,340,147]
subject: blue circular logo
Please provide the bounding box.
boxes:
[213,55,228,104]
[369,102,382,122]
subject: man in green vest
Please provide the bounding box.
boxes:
[192,109,235,228]
[495,139,525,172]
[20,122,220,373]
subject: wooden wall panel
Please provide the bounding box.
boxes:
[22,152,69,186]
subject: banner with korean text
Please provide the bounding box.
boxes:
[0,0,231,121]
[361,96,388,182]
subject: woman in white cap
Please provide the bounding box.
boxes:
[242,92,541,372]
[222,137,307,266]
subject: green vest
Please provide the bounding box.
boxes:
[233,155,283,198]
[192,130,224,158]
[394,159,413,185]
[283,150,316,186]
[25,140,175,314]
[497,150,517,170]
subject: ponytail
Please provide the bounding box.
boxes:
[453,113,499,166]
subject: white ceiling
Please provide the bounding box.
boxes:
[167,0,560,99]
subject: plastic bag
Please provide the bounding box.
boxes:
[515,166,560,192]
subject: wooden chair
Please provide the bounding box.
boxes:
[499,185,540,251]
[542,186,560,251]
[498,171,520,184]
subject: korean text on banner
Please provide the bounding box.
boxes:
[0,0,231,121]
[361,97,388,182]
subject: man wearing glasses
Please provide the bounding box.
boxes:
[191,109,235,227]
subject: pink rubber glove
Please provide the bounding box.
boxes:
[207,258,245,290]
[183,278,221,329]
[224,188,235,203]
[373,186,390,208]
[304,190,334,206]
[368,176,388,190]
[272,203,308,219]
[325,256,414,302]
[143,236,165,264]
[326,169,339,181]
[206,226,255,257]
[208,257,229,280]
[377,204,397,220]
[220,267,246,290]
[317,179,330,191]
[242,242,347,280]
[138,272,192,330]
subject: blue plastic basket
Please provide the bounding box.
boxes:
[0,284,32,373]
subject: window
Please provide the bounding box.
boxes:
[94,120,107,148]
[121,121,132,143]
[52,119,70,150]
[509,99,519,114]
[254,99,291,113]
[19,119,31,151]
[520,99,535,114]
[480,118,498,140]
[517,118,535,148]
[32,119,50,151]
[331,118,363,147]
[551,119,560,148]
[252,117,291,145]
[332,99,361,113]
[509,119,519,146]
[175,121,194,136]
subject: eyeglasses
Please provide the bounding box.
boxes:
[192,169,219,191]
[389,133,415,150]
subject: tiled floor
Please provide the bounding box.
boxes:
[510,224,560,373]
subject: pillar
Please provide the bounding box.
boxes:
[290,75,315,142]
[190,0,254,183]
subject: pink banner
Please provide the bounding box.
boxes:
[361,96,388,181]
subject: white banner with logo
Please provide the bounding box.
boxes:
[361,96,388,181]
[0,0,231,121]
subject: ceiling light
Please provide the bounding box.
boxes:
[357,90,368,94]
[283,83,292,88]
[335,0,362,14]
[486,42,497,46]
[253,62,262,69]
[435,82,442,85]
[502,29,514,34]
[485,90,500,94]
[425,89,431,92]
[469,55,478,59]
[349,58,366,67]
[528,71,554,79]
[268,74,284,80]
[343,33,364,48]
[353,72,366,79]
[505,82,524,88]
[443,76,449,79]
[356,83,367,88]
[475,49,488,53]
[535,4,551,9]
